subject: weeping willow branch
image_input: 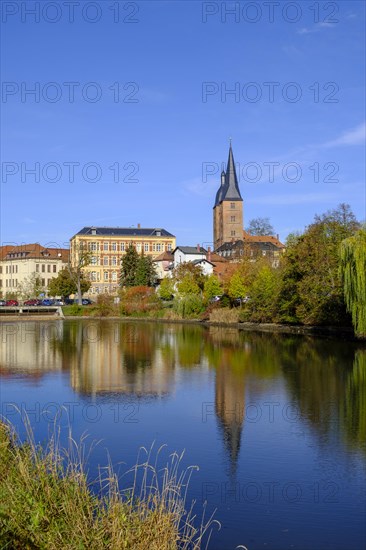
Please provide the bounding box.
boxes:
[340,229,366,338]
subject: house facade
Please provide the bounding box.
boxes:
[70,226,176,295]
[0,244,69,297]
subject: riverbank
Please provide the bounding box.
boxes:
[0,420,210,549]
[0,312,359,341]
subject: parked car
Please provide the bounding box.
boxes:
[41,299,55,306]
[64,297,74,305]
[24,299,41,306]
[5,300,19,306]
[82,299,93,305]
[0,300,6,306]
[53,300,64,306]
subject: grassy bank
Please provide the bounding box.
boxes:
[0,421,213,549]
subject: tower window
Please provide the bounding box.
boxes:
[230,203,235,209]
[231,216,235,222]
[231,230,236,236]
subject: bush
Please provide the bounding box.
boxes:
[63,304,84,316]
[120,286,161,316]
[173,295,204,319]
[91,294,118,317]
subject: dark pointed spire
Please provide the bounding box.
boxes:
[223,142,242,201]
[214,142,242,207]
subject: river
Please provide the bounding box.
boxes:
[0,320,365,550]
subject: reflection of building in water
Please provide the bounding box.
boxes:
[69,323,176,397]
[215,348,246,474]
[0,321,64,377]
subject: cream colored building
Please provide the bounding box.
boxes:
[70,226,176,295]
[0,244,69,297]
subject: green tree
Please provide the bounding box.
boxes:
[278,204,359,326]
[247,265,281,322]
[48,268,90,300]
[177,275,201,296]
[135,254,157,287]
[228,271,248,299]
[340,229,366,338]
[203,274,223,301]
[173,262,205,290]
[158,277,175,300]
[120,244,139,288]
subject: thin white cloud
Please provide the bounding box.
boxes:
[322,122,366,148]
[297,22,337,35]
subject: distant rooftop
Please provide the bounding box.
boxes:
[74,227,175,238]
[173,246,208,255]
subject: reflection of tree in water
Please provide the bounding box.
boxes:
[280,338,366,455]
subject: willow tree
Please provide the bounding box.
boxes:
[340,229,366,338]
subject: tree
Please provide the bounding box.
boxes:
[177,275,201,296]
[203,275,223,301]
[70,243,92,305]
[246,217,275,236]
[246,265,281,322]
[48,268,90,300]
[277,204,359,326]
[173,262,205,290]
[228,271,248,299]
[135,254,157,287]
[18,273,44,299]
[158,277,175,300]
[120,244,139,288]
[340,229,366,338]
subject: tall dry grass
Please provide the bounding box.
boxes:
[0,418,218,549]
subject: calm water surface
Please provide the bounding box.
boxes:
[1,320,365,550]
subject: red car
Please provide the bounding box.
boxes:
[5,300,19,306]
[24,299,41,306]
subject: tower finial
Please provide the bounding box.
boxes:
[229,137,232,147]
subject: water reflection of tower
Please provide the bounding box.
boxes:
[215,348,246,475]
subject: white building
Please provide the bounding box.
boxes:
[0,244,69,297]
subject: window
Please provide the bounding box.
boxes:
[104,272,109,281]
[36,264,39,272]
[90,242,97,251]
[136,243,141,253]
[121,242,125,252]
[6,266,8,274]
[167,243,172,251]
[104,242,109,251]
[111,242,117,251]
[144,243,149,252]
[231,216,235,222]
[47,265,51,272]
[231,230,236,236]
[103,257,109,266]
[53,265,56,272]
[42,278,45,286]
[152,243,156,252]
[91,272,97,281]
[42,265,45,272]
[112,271,117,281]
[112,257,117,266]
[231,202,235,209]
[156,244,161,252]
[91,256,98,265]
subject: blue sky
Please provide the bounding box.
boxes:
[1,0,365,249]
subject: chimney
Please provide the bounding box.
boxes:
[276,233,279,240]
[208,246,211,262]
[197,243,200,252]
[138,223,141,229]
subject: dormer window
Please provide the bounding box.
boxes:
[156,230,161,236]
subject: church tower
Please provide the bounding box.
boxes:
[213,143,243,250]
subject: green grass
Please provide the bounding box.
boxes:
[0,421,216,549]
